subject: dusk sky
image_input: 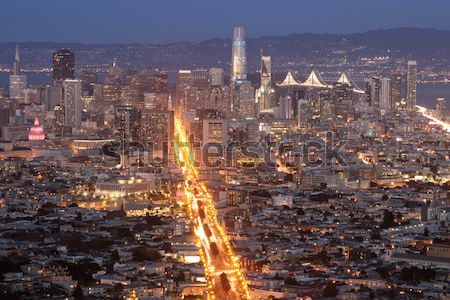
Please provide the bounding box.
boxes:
[2,0,450,43]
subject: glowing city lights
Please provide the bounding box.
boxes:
[174,117,251,300]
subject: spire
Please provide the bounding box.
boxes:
[13,45,20,75]
[15,45,20,62]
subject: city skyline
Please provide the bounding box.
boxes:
[1,3,450,300]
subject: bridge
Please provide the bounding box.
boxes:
[416,105,450,132]
[174,117,251,300]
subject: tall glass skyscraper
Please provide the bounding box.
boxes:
[231,26,247,81]
[53,49,75,81]
[406,60,417,110]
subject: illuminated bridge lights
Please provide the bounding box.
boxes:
[174,117,251,300]
[416,105,450,133]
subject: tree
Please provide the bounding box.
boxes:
[132,246,162,262]
[111,249,120,263]
[323,281,338,297]
[73,283,83,300]
[381,210,396,229]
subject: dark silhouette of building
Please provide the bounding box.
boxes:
[53,49,75,81]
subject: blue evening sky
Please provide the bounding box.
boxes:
[1,0,449,43]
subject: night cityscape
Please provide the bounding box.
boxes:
[0,1,450,299]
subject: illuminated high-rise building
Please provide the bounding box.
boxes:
[379,77,392,114]
[53,49,75,81]
[297,99,309,133]
[9,45,27,100]
[391,72,403,109]
[365,77,380,108]
[209,68,224,86]
[256,55,274,112]
[175,70,192,113]
[103,59,122,103]
[62,79,82,128]
[406,60,417,110]
[115,105,141,145]
[9,75,27,100]
[140,109,174,163]
[80,70,98,96]
[231,26,247,81]
[13,45,20,76]
[436,97,446,117]
[331,82,353,122]
[202,118,228,147]
[231,80,254,118]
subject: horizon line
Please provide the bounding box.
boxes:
[0,27,445,46]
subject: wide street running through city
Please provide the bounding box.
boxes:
[174,117,251,300]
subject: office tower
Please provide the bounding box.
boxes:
[13,45,20,75]
[202,119,228,147]
[176,70,192,113]
[231,26,247,81]
[209,86,231,113]
[9,75,27,100]
[53,49,75,81]
[391,72,402,109]
[62,79,82,128]
[152,69,169,94]
[0,107,10,126]
[332,82,353,121]
[256,55,273,112]
[379,77,392,114]
[140,109,174,162]
[80,70,98,96]
[406,60,417,110]
[209,68,224,86]
[231,80,254,118]
[436,97,446,117]
[142,67,169,94]
[298,99,309,133]
[115,105,141,145]
[103,59,122,103]
[365,77,380,108]
[192,69,209,85]
[280,96,293,119]
[40,83,63,112]
[9,45,27,100]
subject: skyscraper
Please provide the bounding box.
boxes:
[231,26,247,81]
[13,45,20,76]
[9,45,27,100]
[53,49,75,81]
[209,68,224,86]
[115,105,141,145]
[436,97,446,117]
[175,70,193,114]
[379,77,392,114]
[103,59,122,103]
[80,70,98,96]
[365,77,380,108]
[391,72,403,109]
[256,55,273,112]
[140,109,174,163]
[406,60,417,110]
[62,79,82,128]
[231,80,254,118]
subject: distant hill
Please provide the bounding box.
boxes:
[1,28,449,74]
